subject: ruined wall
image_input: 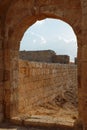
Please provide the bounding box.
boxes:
[75,57,77,64]
[18,60,77,115]
[19,50,70,64]
[0,0,85,127]
[52,55,70,64]
[19,50,56,63]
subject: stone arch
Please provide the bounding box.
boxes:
[4,0,82,120]
[5,0,82,47]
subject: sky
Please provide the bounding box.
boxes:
[20,18,77,62]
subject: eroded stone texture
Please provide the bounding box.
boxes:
[0,0,87,129]
[18,60,77,117]
[52,55,69,64]
[19,50,56,63]
[0,18,4,122]
[19,50,70,64]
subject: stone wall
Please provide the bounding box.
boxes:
[0,0,87,128]
[75,57,77,64]
[19,50,56,63]
[0,19,4,122]
[18,60,77,115]
[19,50,70,64]
[52,55,70,64]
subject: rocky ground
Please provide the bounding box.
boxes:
[5,60,78,129]
[10,97,78,130]
[0,87,78,130]
[18,91,78,124]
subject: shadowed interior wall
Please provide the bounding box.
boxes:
[0,19,4,122]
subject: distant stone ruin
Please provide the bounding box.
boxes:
[19,50,70,64]
[75,57,77,64]
[52,55,70,64]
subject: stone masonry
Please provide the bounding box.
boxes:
[18,60,77,116]
[0,0,87,129]
[19,50,56,63]
[52,55,70,64]
[19,50,70,64]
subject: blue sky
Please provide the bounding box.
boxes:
[20,18,77,62]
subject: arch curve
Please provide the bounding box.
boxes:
[4,0,82,119]
[5,0,82,49]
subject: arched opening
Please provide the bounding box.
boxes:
[4,0,82,127]
[15,18,78,126]
[20,18,77,62]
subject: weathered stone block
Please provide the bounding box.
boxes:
[0,85,3,102]
[0,40,2,49]
[0,113,4,122]
[0,69,3,82]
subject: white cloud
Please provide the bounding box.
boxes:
[30,31,41,38]
[58,36,62,40]
[35,20,45,25]
[30,31,47,45]
[63,38,75,43]
[33,39,36,43]
[57,35,76,44]
[40,36,47,44]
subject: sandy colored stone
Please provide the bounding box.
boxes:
[0,0,87,128]
[18,60,78,120]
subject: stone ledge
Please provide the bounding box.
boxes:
[10,115,75,128]
[10,117,22,125]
